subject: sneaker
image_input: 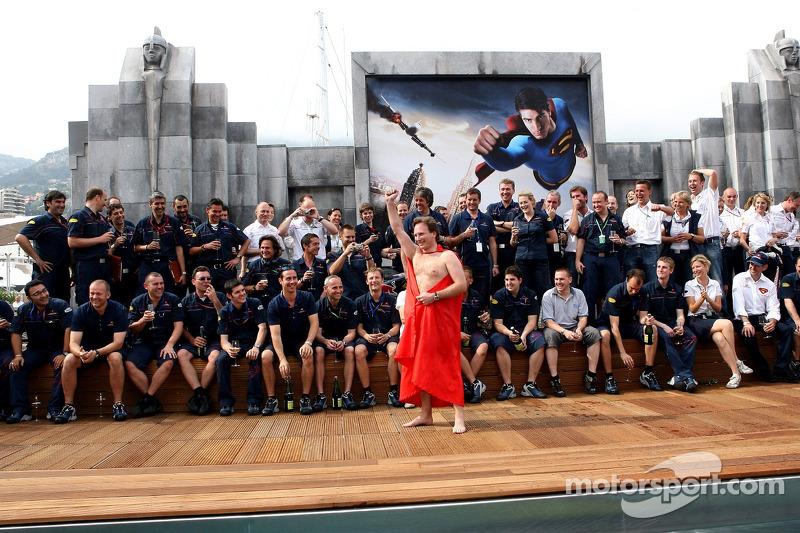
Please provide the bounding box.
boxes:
[790,360,800,378]
[604,375,619,395]
[737,360,754,375]
[342,391,358,411]
[469,380,486,404]
[463,381,474,403]
[186,394,200,415]
[388,389,403,408]
[550,376,566,398]
[726,374,742,389]
[54,404,76,424]
[312,393,327,412]
[143,396,162,417]
[668,376,687,392]
[247,403,261,416]
[358,391,376,409]
[130,396,148,419]
[46,410,58,421]
[685,378,698,393]
[112,402,128,421]
[520,382,547,399]
[261,397,279,416]
[219,406,233,416]
[772,372,800,383]
[198,393,211,416]
[0,408,7,422]
[583,372,597,395]
[299,396,313,415]
[404,403,416,409]
[5,411,32,424]
[496,383,517,401]
[640,371,663,391]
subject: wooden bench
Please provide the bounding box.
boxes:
[21,334,778,415]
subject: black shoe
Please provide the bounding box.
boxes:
[790,360,800,379]
[604,375,619,395]
[143,396,162,417]
[469,380,486,404]
[640,371,663,391]
[247,403,261,415]
[198,393,211,416]
[54,404,77,424]
[299,396,313,415]
[668,376,687,392]
[219,406,233,416]
[130,396,148,419]
[463,381,474,403]
[186,394,200,415]
[388,389,403,408]
[342,391,358,410]
[685,378,698,393]
[5,411,32,424]
[0,408,7,422]
[520,382,547,399]
[550,376,566,398]
[312,393,327,412]
[112,402,128,421]
[261,397,279,416]
[358,391,376,409]
[773,372,800,383]
[583,372,597,395]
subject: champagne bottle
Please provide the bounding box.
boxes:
[332,376,343,410]
[511,327,525,351]
[284,377,294,412]
[198,326,206,358]
[643,323,654,345]
[462,316,470,347]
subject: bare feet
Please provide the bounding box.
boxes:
[403,415,433,428]
[453,405,466,434]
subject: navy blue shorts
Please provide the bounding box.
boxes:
[125,343,175,369]
[178,342,223,361]
[489,330,546,355]
[355,336,399,360]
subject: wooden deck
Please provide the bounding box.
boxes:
[2,380,800,526]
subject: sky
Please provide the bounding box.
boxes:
[2,0,798,161]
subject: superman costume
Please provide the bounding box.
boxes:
[395,249,464,408]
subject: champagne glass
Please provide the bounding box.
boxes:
[230,340,241,367]
[97,392,106,418]
[146,303,157,332]
[31,395,41,422]
[759,315,772,339]
[609,230,617,252]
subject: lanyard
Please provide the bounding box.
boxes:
[637,205,651,219]
[327,300,345,321]
[594,214,610,233]
[149,216,168,235]
[50,213,68,230]
[368,293,384,316]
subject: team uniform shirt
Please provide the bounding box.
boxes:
[192,220,248,264]
[355,223,386,263]
[243,220,281,252]
[769,205,796,246]
[692,186,720,238]
[720,205,744,248]
[731,271,780,321]
[110,220,139,270]
[540,287,588,329]
[267,291,318,341]
[18,212,70,269]
[485,200,520,253]
[286,218,331,261]
[562,208,591,253]
[461,289,485,332]
[778,272,800,321]
[597,282,646,327]
[666,212,703,251]
[622,202,667,246]
[383,225,404,271]
[741,211,775,250]
[128,292,184,346]
[181,291,227,341]
[242,256,291,308]
[217,297,267,344]
[291,256,328,301]
[402,210,450,240]
[513,210,555,260]
[133,214,188,262]
[642,280,687,323]
[326,249,369,301]
[449,210,497,268]
[0,301,14,348]
[684,278,724,317]
[578,212,626,254]
[355,291,400,335]
[10,299,72,351]
[70,300,129,349]
[490,286,539,332]
[67,207,111,261]
[317,295,358,341]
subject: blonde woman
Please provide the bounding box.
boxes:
[740,193,777,256]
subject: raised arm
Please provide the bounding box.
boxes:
[385,189,417,261]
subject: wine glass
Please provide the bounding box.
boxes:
[31,395,41,422]
[97,392,106,418]
[759,315,772,339]
[609,230,617,252]
[230,340,241,367]
[146,303,157,332]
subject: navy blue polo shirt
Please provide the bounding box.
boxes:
[181,291,227,340]
[779,272,800,319]
[384,225,404,271]
[597,281,645,327]
[133,214,187,262]
[317,295,358,340]
[642,280,686,323]
[355,291,399,334]
[0,300,14,348]
[192,221,248,263]
[70,300,129,349]
[449,210,496,268]
[243,256,290,308]
[327,250,369,301]
[461,288,485,332]
[292,256,328,301]
[267,291,318,340]
[513,210,555,261]
[176,214,203,231]
[490,286,539,332]
[403,210,450,239]
[578,212,626,254]
[355,223,386,262]
[217,297,267,344]
[128,292,184,345]
[11,298,72,351]
[486,200,520,247]
[18,212,70,266]
[68,206,111,261]
[111,220,140,270]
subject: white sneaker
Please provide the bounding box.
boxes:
[404,403,416,409]
[727,374,742,389]
[736,360,753,374]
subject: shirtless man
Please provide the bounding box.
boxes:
[385,189,468,433]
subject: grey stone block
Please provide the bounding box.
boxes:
[192,139,228,172]
[258,176,289,212]
[724,82,761,106]
[162,80,193,104]
[116,170,150,203]
[69,121,88,157]
[735,161,766,193]
[160,103,191,137]
[723,103,764,135]
[193,84,228,108]
[155,169,192,201]
[763,99,794,130]
[119,81,145,105]
[287,146,355,187]
[122,203,152,225]
[693,136,727,168]
[227,122,257,144]
[764,157,800,188]
[87,141,118,177]
[117,137,148,171]
[731,132,765,163]
[227,174,258,208]
[117,104,146,137]
[257,146,288,179]
[691,118,725,140]
[761,80,790,101]
[354,146,370,170]
[192,170,228,203]
[606,143,662,180]
[228,143,258,175]
[763,129,798,161]
[87,172,113,195]
[158,136,192,169]
[88,108,118,141]
[191,107,227,139]
[89,85,119,109]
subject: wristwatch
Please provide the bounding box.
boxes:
[433,292,440,301]
[254,343,261,349]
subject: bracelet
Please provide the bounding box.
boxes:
[304,341,313,346]
[254,343,261,349]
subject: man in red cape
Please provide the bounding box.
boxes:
[385,189,468,433]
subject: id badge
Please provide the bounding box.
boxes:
[705,309,713,318]
[599,235,606,244]
[553,242,560,252]
[475,242,483,253]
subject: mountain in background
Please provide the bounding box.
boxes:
[0,154,36,177]
[0,148,70,197]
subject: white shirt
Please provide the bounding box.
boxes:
[396,290,406,336]
[720,205,744,248]
[692,186,720,238]
[622,201,666,245]
[668,212,702,251]
[563,208,591,253]
[741,211,774,250]
[684,277,723,316]
[286,218,331,261]
[769,204,795,245]
[732,271,780,321]
[243,220,281,251]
